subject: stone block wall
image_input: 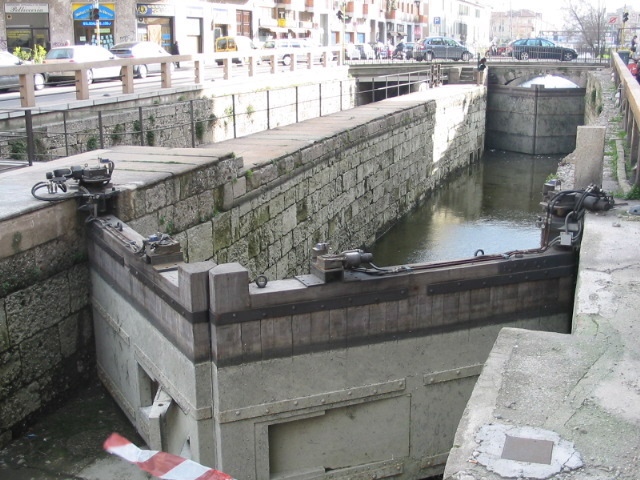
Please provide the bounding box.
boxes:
[0,201,94,446]
[118,89,487,282]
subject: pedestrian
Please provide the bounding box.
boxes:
[477,57,486,85]
[631,35,638,53]
[171,41,180,68]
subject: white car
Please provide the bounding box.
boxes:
[110,41,173,78]
[44,45,121,84]
[344,44,362,60]
[262,39,324,65]
[0,51,45,91]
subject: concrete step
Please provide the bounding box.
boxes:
[459,67,476,83]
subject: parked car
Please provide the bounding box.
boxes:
[261,38,324,65]
[354,43,375,60]
[215,36,261,65]
[43,45,121,84]
[404,42,416,60]
[0,51,45,91]
[109,41,173,78]
[344,44,362,60]
[507,38,578,61]
[414,36,473,62]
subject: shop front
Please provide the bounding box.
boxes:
[5,3,50,51]
[137,3,175,52]
[72,3,115,48]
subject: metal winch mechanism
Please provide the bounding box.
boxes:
[539,182,614,250]
[95,217,184,271]
[31,157,118,221]
[137,233,184,266]
[310,242,377,282]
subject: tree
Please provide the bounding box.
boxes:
[563,0,607,55]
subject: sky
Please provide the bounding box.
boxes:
[486,0,631,28]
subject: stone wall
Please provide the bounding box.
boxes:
[0,201,94,446]
[120,88,487,280]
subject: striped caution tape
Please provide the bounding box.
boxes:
[104,432,236,480]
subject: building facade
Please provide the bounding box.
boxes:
[1,0,491,59]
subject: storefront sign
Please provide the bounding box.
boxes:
[73,3,115,20]
[137,3,175,16]
[5,3,49,13]
[82,21,113,27]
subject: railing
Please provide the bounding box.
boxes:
[611,50,640,187]
[0,47,344,108]
[355,65,444,103]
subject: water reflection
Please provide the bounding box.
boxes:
[370,150,561,266]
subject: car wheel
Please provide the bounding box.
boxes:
[562,51,574,61]
[426,51,434,62]
[520,52,529,61]
[86,69,94,84]
[283,55,292,66]
[137,65,148,79]
[462,52,471,62]
[33,73,45,91]
[216,60,222,66]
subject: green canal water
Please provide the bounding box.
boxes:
[370,150,562,266]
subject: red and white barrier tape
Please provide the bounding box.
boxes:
[104,433,235,480]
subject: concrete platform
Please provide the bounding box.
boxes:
[444,205,640,479]
[443,68,640,480]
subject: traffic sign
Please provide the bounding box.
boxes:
[433,16,440,25]
[609,16,618,24]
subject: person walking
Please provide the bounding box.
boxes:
[171,41,180,68]
[631,35,637,53]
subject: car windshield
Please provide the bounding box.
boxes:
[46,48,73,59]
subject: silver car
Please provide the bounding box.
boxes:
[414,36,473,62]
[110,41,174,78]
[44,45,121,84]
[0,51,45,91]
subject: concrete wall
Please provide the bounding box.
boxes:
[0,75,354,162]
[486,65,592,88]
[88,212,576,480]
[486,84,586,155]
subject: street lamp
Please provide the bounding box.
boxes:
[414,0,420,40]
